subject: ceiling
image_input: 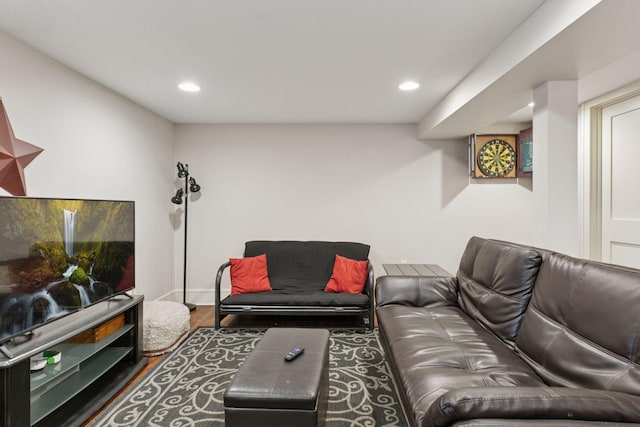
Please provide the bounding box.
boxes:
[1,0,639,137]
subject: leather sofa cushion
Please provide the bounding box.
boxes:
[426,386,640,426]
[377,304,544,427]
[457,236,542,346]
[244,241,370,292]
[516,252,640,395]
[375,275,458,308]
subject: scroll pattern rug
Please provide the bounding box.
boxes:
[90,327,407,426]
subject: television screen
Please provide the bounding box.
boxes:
[0,197,134,344]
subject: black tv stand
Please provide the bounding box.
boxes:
[0,294,146,426]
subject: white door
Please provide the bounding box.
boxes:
[600,94,640,268]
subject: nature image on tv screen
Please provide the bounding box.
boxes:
[0,197,134,343]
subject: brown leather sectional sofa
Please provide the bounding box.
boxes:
[376,236,640,426]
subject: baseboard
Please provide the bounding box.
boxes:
[157,289,215,306]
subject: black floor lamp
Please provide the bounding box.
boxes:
[171,161,201,311]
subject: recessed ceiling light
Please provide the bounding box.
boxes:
[399,81,420,91]
[178,82,201,93]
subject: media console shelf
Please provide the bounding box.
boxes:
[0,294,147,427]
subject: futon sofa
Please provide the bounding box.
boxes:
[376,236,640,426]
[215,240,374,329]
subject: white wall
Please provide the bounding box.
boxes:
[174,124,537,300]
[6,30,638,305]
[177,47,640,302]
[532,81,579,256]
[0,32,176,301]
[579,49,640,104]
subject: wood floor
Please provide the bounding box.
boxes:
[84,305,369,425]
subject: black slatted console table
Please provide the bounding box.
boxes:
[382,263,451,277]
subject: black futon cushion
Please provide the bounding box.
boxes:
[243,240,370,293]
[221,290,370,307]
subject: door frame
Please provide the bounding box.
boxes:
[578,80,640,260]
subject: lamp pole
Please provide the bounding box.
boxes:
[182,168,195,311]
[172,162,200,311]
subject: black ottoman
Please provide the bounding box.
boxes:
[224,328,330,427]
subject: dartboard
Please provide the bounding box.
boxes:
[477,138,516,177]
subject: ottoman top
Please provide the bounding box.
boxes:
[224,328,330,410]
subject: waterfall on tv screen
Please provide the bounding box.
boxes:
[64,209,77,257]
[0,197,135,344]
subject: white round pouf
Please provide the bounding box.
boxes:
[143,301,190,356]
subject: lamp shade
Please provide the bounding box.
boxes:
[177,162,187,178]
[189,177,201,193]
[171,188,184,204]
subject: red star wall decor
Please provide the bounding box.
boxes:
[0,98,44,196]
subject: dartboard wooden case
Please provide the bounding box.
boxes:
[470,134,517,179]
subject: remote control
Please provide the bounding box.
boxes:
[284,347,304,361]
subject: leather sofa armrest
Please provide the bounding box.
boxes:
[375,275,458,308]
[453,419,631,426]
[215,261,231,328]
[425,386,640,427]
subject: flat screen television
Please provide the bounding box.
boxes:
[0,197,134,345]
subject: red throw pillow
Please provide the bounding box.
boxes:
[325,254,368,294]
[230,254,272,296]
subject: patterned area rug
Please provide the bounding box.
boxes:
[90,327,407,426]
